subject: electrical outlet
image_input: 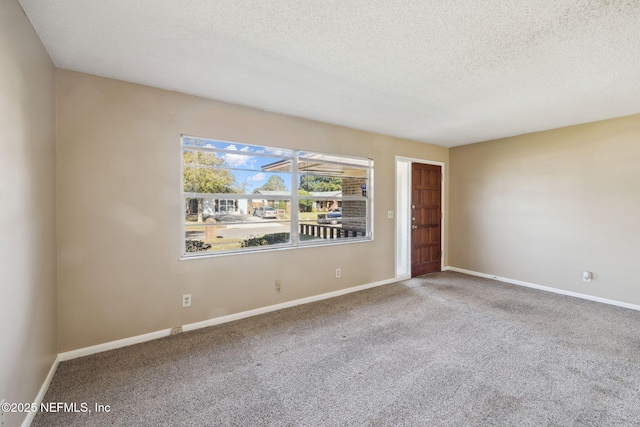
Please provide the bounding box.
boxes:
[336,268,341,278]
[582,271,593,282]
[182,294,192,307]
[275,279,281,292]
[170,326,182,335]
[387,210,394,219]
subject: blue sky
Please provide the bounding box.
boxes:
[184,138,293,192]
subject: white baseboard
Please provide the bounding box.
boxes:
[183,277,398,332]
[58,329,173,362]
[58,277,398,362]
[22,355,60,427]
[444,266,640,312]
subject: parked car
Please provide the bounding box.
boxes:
[254,207,278,219]
[317,208,342,225]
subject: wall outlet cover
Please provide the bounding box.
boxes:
[182,294,192,307]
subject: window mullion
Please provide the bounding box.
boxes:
[291,151,299,245]
[368,166,374,238]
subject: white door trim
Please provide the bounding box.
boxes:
[395,156,445,278]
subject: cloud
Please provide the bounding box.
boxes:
[223,145,251,167]
[248,173,266,182]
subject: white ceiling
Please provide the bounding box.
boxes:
[18,0,640,147]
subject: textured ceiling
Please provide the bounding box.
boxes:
[18,0,640,147]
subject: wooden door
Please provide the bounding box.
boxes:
[411,163,442,276]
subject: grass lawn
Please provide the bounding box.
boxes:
[298,212,319,221]
[203,237,243,251]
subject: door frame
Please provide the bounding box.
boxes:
[395,156,445,279]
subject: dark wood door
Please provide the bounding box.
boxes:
[411,163,442,276]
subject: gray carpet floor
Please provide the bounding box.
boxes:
[33,271,640,426]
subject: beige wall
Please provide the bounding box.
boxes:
[0,0,57,425]
[450,114,640,304]
[56,70,449,351]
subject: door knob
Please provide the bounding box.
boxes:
[412,225,417,229]
[411,205,415,209]
[412,217,415,221]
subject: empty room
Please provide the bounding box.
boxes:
[2,0,640,425]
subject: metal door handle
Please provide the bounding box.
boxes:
[412,225,417,229]
[412,217,415,221]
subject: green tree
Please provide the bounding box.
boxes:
[183,151,241,222]
[298,189,313,212]
[299,175,342,192]
[253,175,287,193]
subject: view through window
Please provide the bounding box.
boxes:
[182,136,373,257]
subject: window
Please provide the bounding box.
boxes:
[182,136,373,257]
[217,199,235,212]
